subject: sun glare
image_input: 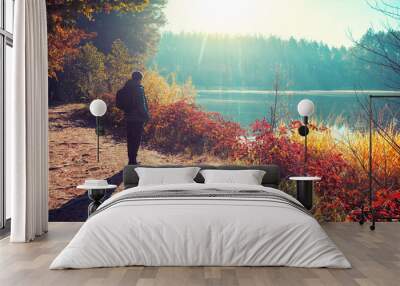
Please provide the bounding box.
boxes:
[193,0,253,34]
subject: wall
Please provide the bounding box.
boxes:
[46,1,400,223]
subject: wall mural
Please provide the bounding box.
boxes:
[47,0,400,222]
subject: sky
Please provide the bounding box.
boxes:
[164,0,399,47]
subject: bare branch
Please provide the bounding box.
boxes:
[367,0,400,20]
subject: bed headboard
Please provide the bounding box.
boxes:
[123,165,281,189]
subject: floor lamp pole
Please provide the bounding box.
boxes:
[304,129,308,175]
[369,95,375,230]
[89,99,106,163]
[304,116,308,176]
[96,116,99,163]
[297,99,314,175]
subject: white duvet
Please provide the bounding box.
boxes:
[50,183,351,269]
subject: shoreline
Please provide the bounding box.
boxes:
[197,89,400,95]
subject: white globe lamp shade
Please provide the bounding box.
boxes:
[297,99,315,117]
[90,99,107,117]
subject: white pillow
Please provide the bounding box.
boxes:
[200,169,266,185]
[135,167,201,186]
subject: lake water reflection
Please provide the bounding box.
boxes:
[196,90,400,130]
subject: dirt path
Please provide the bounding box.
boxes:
[49,103,226,210]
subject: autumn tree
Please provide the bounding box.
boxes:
[79,0,167,64]
[352,1,400,88]
[60,40,143,101]
[46,0,149,78]
[63,43,107,101]
[105,39,135,93]
[47,17,95,79]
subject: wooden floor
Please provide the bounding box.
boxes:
[0,223,399,286]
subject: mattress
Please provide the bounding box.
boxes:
[50,183,351,269]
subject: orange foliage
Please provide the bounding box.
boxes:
[47,18,95,78]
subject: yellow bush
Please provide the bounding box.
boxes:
[290,121,338,157]
[142,70,196,105]
[339,126,400,182]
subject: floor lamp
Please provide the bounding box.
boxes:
[89,99,107,162]
[297,99,315,175]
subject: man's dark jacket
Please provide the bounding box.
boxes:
[116,80,149,122]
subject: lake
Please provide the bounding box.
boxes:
[196,90,400,129]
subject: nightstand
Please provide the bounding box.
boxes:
[289,176,321,210]
[77,181,117,217]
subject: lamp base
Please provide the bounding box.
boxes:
[298,125,309,136]
[296,180,313,210]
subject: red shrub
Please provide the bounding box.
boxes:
[230,119,365,221]
[347,188,400,221]
[143,100,245,157]
[101,97,399,222]
[231,119,303,175]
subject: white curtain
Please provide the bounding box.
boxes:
[9,0,49,242]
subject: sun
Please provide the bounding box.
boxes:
[193,0,253,34]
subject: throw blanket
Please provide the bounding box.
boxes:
[92,189,311,218]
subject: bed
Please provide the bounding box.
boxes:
[50,165,351,269]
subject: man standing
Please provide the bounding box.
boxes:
[116,71,149,165]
